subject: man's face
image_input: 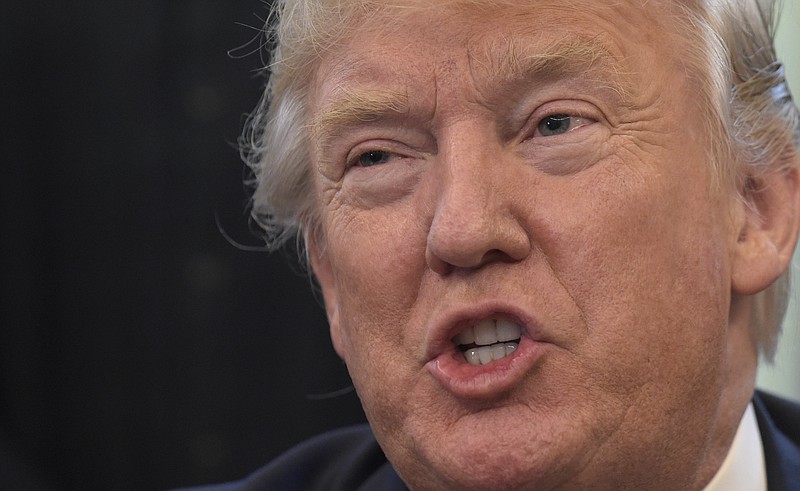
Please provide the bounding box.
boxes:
[308,1,748,489]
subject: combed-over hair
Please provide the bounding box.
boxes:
[241,0,800,359]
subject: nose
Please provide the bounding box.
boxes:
[425,127,532,275]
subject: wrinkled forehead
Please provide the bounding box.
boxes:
[310,0,701,87]
[308,0,704,115]
[315,0,696,53]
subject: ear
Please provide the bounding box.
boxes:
[307,236,348,361]
[731,167,800,295]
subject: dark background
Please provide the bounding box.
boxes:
[1,1,366,489]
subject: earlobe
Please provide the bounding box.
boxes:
[731,167,800,295]
[308,237,347,361]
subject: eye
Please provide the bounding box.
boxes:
[535,114,592,137]
[353,150,393,167]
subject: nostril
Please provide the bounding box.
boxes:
[425,248,519,275]
[480,249,515,266]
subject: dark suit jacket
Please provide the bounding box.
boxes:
[754,391,800,491]
[181,390,799,490]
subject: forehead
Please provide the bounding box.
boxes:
[322,1,684,70]
[309,0,691,117]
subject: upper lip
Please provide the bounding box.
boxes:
[423,299,543,363]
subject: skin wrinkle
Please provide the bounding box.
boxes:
[610,84,681,173]
[542,250,591,341]
[568,380,655,489]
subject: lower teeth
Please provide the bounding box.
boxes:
[464,342,519,365]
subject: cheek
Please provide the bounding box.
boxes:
[538,163,731,388]
[327,208,426,299]
[322,202,429,361]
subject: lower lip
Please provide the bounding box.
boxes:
[425,336,548,399]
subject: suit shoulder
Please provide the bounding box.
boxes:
[757,391,800,444]
[175,425,405,491]
[754,390,800,490]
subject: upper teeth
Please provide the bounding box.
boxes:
[453,319,521,346]
[453,319,522,366]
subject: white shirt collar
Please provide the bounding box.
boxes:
[703,403,767,491]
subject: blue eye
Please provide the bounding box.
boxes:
[356,150,392,167]
[537,114,573,136]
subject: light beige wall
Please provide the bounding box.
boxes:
[756,1,800,402]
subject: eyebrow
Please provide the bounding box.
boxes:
[310,87,410,150]
[469,34,632,100]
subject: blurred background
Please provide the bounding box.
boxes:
[1,2,365,490]
[757,0,800,403]
[1,1,797,490]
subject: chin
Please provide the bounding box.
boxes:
[392,410,592,491]
[404,450,577,491]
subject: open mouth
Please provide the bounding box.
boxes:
[452,319,522,366]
